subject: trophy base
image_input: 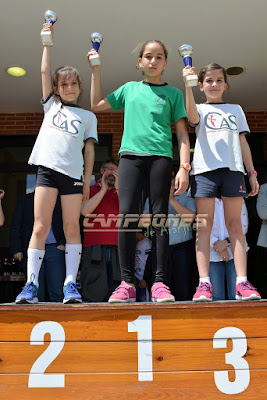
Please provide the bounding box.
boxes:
[40,31,53,46]
[89,54,101,66]
[186,74,198,87]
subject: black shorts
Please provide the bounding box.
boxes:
[36,166,83,195]
[189,168,248,198]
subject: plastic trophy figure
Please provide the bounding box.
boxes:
[40,10,57,46]
[178,44,198,87]
[89,33,103,66]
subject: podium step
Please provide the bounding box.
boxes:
[0,301,266,399]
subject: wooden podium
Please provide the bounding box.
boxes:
[0,300,267,399]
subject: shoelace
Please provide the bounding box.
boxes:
[239,281,256,290]
[21,282,36,294]
[198,282,211,292]
[65,282,81,294]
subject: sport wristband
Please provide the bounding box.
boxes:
[247,171,257,177]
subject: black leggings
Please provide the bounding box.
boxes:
[118,155,172,284]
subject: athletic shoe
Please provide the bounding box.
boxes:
[151,282,175,303]
[236,281,261,301]
[15,282,38,304]
[63,282,82,304]
[193,282,213,302]
[108,281,136,303]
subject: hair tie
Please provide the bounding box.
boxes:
[202,68,205,73]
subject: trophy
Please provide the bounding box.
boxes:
[40,10,57,46]
[89,32,103,66]
[178,44,198,87]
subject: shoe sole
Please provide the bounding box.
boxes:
[151,297,175,303]
[108,298,136,303]
[236,294,261,301]
[193,296,212,302]
[63,298,82,304]
[15,297,38,304]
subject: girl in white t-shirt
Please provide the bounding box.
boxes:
[183,62,260,302]
[16,23,98,304]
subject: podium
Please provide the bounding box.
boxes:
[0,300,267,399]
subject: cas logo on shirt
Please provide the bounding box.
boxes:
[204,112,237,131]
[52,110,81,135]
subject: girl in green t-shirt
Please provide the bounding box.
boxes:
[88,40,190,303]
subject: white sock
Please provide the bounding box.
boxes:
[27,248,45,286]
[64,243,82,286]
[199,277,211,285]
[236,276,247,285]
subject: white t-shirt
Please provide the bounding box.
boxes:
[29,94,98,179]
[190,103,249,175]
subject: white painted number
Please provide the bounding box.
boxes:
[28,321,65,388]
[213,327,250,394]
[128,315,153,381]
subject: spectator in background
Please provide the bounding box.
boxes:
[210,198,249,301]
[167,167,197,301]
[0,189,5,226]
[80,158,120,302]
[10,192,66,302]
[256,183,267,249]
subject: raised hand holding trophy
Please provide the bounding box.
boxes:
[40,10,57,46]
[178,44,198,87]
[89,33,103,66]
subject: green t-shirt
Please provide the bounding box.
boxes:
[107,81,187,158]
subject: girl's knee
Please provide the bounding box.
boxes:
[226,219,243,236]
[33,222,50,240]
[63,222,80,239]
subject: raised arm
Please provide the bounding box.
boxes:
[183,66,199,125]
[81,171,110,216]
[41,24,53,100]
[87,49,112,112]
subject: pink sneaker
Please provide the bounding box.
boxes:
[151,282,175,303]
[108,281,136,303]
[193,282,213,302]
[236,281,261,301]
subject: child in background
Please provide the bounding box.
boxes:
[135,231,151,302]
[16,22,98,304]
[184,63,260,302]
[167,166,197,301]
[88,40,190,303]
